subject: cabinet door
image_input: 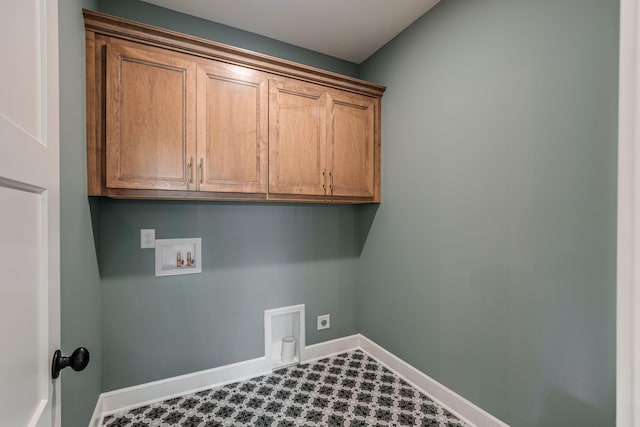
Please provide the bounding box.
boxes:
[105,43,196,190]
[269,78,327,196]
[327,90,376,198]
[197,61,268,193]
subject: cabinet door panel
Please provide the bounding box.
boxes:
[197,61,268,193]
[269,79,327,196]
[328,91,376,198]
[106,43,196,190]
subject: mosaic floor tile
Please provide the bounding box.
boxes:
[102,350,468,426]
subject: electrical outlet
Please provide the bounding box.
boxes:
[317,314,330,330]
[140,229,155,248]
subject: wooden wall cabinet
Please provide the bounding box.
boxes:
[327,88,376,199]
[197,61,269,194]
[85,10,385,203]
[105,42,197,191]
[269,79,376,200]
[269,78,327,197]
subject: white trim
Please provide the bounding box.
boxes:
[301,334,360,363]
[154,238,202,277]
[90,334,507,427]
[98,356,271,418]
[89,333,359,421]
[88,395,104,427]
[27,399,47,427]
[358,335,509,427]
[264,304,306,366]
[618,0,640,426]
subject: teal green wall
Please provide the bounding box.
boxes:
[97,0,358,77]
[98,200,360,390]
[59,0,102,425]
[68,1,618,425]
[357,1,618,426]
[94,0,362,391]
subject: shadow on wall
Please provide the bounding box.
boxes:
[535,387,608,427]
[90,198,379,277]
[89,197,101,262]
[357,203,379,249]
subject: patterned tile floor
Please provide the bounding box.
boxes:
[102,350,468,426]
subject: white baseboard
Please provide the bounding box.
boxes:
[88,394,103,427]
[97,356,271,420]
[90,336,359,424]
[358,335,509,427]
[301,334,360,363]
[90,334,508,427]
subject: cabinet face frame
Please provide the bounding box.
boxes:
[105,42,197,191]
[85,10,385,203]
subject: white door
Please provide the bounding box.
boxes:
[618,0,640,426]
[0,0,61,426]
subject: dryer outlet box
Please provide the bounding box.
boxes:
[317,314,330,330]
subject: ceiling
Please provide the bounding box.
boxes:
[141,0,441,63]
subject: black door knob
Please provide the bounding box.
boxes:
[51,347,90,379]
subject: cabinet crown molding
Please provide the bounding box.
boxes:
[82,9,386,97]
